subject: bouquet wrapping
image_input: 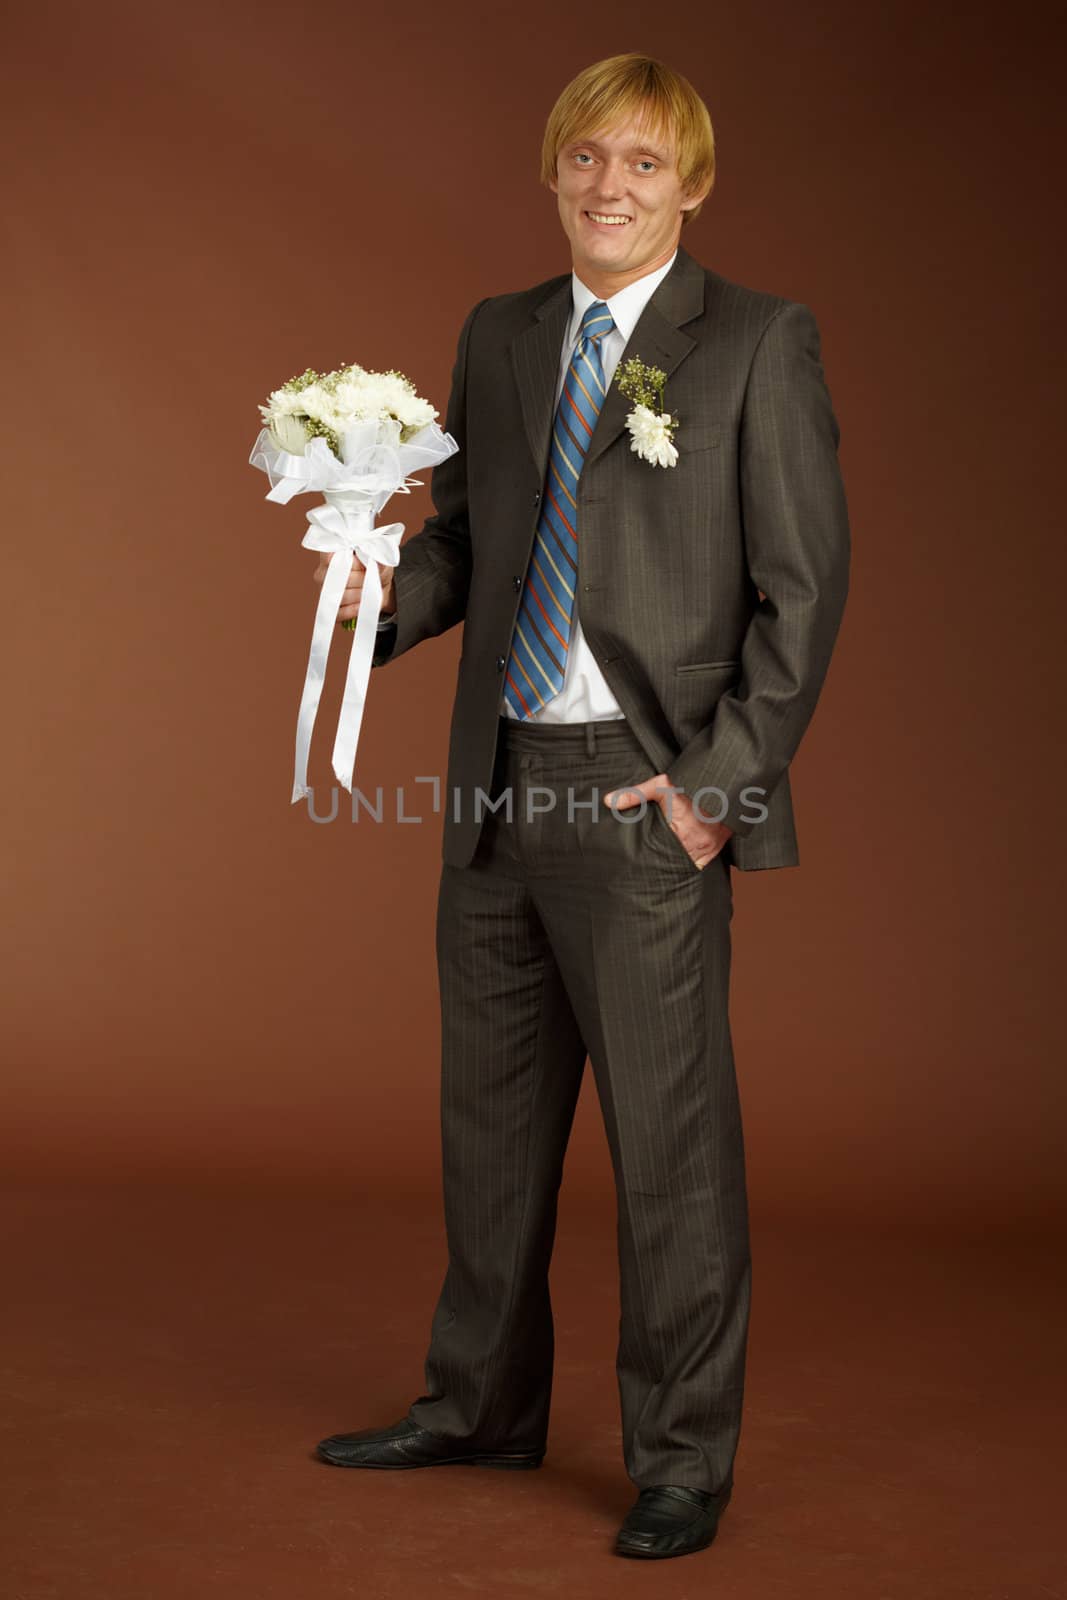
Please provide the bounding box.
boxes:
[249,364,458,802]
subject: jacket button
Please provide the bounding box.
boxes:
[512,575,521,591]
[532,490,541,504]
[496,655,506,671]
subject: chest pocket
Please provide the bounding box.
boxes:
[675,419,721,453]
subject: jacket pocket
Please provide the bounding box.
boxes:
[674,659,742,675]
[677,420,722,452]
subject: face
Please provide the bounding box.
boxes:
[549,113,707,291]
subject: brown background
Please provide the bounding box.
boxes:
[3,3,1065,1597]
[3,0,1062,1223]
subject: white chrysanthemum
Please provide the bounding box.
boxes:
[393,392,436,431]
[332,379,374,419]
[260,386,309,421]
[267,412,311,454]
[625,404,679,468]
[297,383,344,428]
[334,370,437,433]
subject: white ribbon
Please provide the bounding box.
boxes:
[295,492,404,803]
[248,417,458,802]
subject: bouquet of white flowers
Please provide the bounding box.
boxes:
[250,361,458,803]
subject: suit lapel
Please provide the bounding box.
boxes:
[509,278,571,485]
[508,242,707,480]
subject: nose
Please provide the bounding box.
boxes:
[592,158,627,198]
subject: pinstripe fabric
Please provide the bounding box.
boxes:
[407,716,748,1494]
[371,244,850,871]
[502,301,615,718]
[372,243,850,1496]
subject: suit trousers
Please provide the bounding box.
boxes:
[407,713,751,1493]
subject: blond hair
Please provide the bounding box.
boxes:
[540,53,716,229]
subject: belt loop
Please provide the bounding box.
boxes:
[585,721,596,757]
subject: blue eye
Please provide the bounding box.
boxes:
[571,152,657,171]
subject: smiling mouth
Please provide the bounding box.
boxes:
[585,210,632,226]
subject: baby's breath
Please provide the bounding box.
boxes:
[614,356,674,425]
[279,366,328,394]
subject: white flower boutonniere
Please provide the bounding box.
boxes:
[615,356,679,468]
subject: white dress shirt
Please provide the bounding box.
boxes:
[501,248,678,721]
[379,247,679,725]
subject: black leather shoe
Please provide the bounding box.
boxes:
[315,1415,544,1470]
[614,1482,732,1559]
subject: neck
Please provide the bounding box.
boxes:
[571,238,680,301]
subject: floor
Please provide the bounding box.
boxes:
[1,1180,1061,1599]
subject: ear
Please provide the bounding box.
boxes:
[680,183,712,214]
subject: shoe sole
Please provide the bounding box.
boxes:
[316,1447,545,1471]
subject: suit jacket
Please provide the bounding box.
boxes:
[371,241,850,872]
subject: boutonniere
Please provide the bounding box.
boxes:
[614,356,679,468]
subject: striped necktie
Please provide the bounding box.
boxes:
[503,299,615,718]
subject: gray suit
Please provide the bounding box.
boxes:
[370,242,849,1492]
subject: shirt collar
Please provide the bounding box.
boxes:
[568,248,679,344]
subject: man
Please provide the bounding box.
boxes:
[313,52,850,1562]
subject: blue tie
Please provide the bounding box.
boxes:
[503,299,615,718]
